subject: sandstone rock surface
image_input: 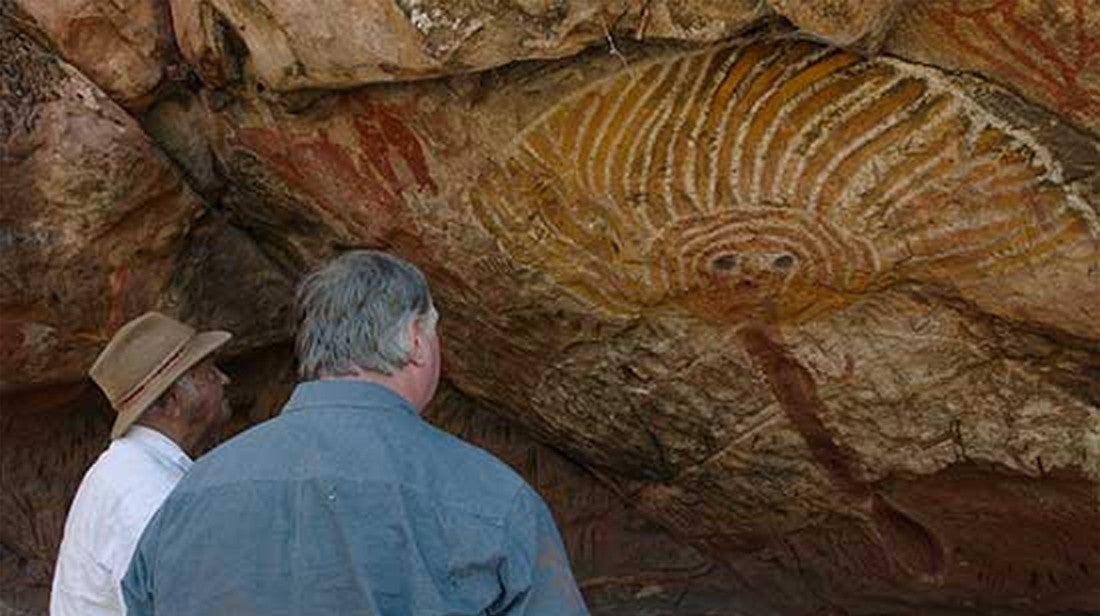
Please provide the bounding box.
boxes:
[15,0,174,110]
[887,0,1100,133]
[0,3,204,389]
[770,0,902,48]
[169,0,770,90]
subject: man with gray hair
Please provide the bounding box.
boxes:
[122,250,589,615]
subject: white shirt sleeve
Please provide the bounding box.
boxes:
[51,430,189,616]
[104,490,168,609]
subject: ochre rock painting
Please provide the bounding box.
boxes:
[458,36,1099,612]
[468,38,1095,328]
[889,0,1100,132]
[232,98,437,245]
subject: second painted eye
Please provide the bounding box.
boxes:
[773,254,796,270]
[712,255,738,271]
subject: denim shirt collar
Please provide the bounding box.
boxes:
[282,379,417,416]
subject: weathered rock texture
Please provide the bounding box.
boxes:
[15,0,175,110]
[0,383,109,613]
[170,0,771,91]
[887,0,1100,134]
[3,1,1100,615]
[771,0,903,49]
[0,3,204,389]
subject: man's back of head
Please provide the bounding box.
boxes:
[295,250,441,411]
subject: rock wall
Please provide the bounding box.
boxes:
[2,0,1098,614]
[0,4,204,388]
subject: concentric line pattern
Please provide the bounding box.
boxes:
[468,38,1095,324]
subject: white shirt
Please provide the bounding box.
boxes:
[50,426,192,616]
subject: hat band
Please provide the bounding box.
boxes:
[115,337,192,412]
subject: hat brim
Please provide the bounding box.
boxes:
[109,330,232,439]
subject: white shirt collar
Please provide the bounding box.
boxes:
[124,426,193,474]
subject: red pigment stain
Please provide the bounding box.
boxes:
[0,318,25,356]
[107,267,130,331]
[234,98,435,239]
[739,324,945,578]
[925,0,1100,123]
[236,128,376,237]
[352,98,436,192]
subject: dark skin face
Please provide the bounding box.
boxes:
[135,358,232,458]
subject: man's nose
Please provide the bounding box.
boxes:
[217,368,231,385]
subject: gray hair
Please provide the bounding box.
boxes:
[295,250,438,379]
[144,372,197,418]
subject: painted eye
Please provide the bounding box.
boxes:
[773,254,796,270]
[712,255,738,271]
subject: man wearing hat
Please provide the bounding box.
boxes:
[50,312,233,616]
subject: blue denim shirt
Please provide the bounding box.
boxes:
[122,380,588,615]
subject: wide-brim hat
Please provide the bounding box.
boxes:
[89,312,231,440]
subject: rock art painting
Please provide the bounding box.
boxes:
[467,35,1098,596]
[893,0,1100,131]
[468,38,1094,326]
[233,98,436,243]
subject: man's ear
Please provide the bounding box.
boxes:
[159,385,184,419]
[407,318,427,366]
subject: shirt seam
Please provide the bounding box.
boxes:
[501,484,529,541]
[173,476,516,526]
[283,402,414,413]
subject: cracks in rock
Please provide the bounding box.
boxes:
[598,11,629,69]
[949,418,970,464]
[919,286,1100,408]
[577,560,715,592]
[738,323,947,581]
[212,148,335,279]
[211,8,250,86]
[0,1,65,142]
[777,535,851,616]
[634,401,674,479]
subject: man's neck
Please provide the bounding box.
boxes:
[134,417,205,458]
[320,369,422,412]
